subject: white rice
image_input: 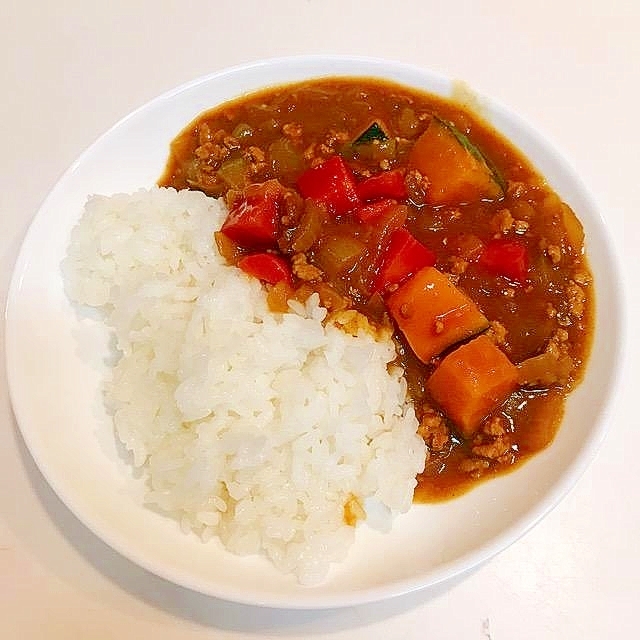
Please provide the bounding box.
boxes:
[63,186,426,585]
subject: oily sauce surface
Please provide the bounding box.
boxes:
[160,78,594,502]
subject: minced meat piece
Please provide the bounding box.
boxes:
[448,256,469,275]
[291,253,324,282]
[471,435,511,460]
[197,122,213,144]
[282,122,303,140]
[327,309,383,339]
[548,244,562,264]
[222,135,241,151]
[482,415,508,437]
[312,282,350,312]
[491,208,514,235]
[195,142,230,164]
[506,180,527,198]
[566,280,586,318]
[458,458,490,477]
[280,190,305,227]
[417,409,450,451]
[303,143,318,162]
[405,169,430,204]
[243,146,267,176]
[318,130,350,156]
[487,320,508,347]
[574,269,592,286]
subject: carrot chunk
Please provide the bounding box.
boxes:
[408,118,502,205]
[426,334,518,437]
[386,266,489,363]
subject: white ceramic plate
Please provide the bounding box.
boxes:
[5,56,624,609]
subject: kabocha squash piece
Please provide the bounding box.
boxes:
[386,266,489,363]
[426,334,519,437]
[408,118,503,205]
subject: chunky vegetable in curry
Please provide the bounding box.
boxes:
[160,78,594,501]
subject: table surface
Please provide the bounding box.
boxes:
[1,1,635,637]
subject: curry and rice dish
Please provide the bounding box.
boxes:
[160,78,594,500]
[64,77,593,584]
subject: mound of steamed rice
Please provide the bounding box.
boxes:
[63,186,426,585]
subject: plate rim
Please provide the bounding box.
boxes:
[4,54,627,609]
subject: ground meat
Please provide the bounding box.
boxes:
[506,180,527,198]
[197,122,215,145]
[317,144,334,157]
[327,309,383,339]
[282,123,303,140]
[280,190,304,227]
[491,208,514,235]
[312,282,350,312]
[458,458,490,477]
[448,256,469,275]
[193,126,245,168]
[482,415,508,437]
[195,141,230,164]
[405,169,430,204]
[566,280,586,318]
[487,320,508,347]
[291,253,324,282]
[545,244,562,264]
[303,143,318,162]
[471,435,511,460]
[318,130,350,156]
[545,328,569,355]
[573,269,592,287]
[417,409,450,451]
[355,167,373,179]
[513,219,530,234]
[222,135,241,151]
[243,146,267,176]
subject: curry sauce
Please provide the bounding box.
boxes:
[160,78,594,501]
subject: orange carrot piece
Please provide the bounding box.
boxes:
[408,118,501,205]
[386,266,489,363]
[427,334,518,437]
